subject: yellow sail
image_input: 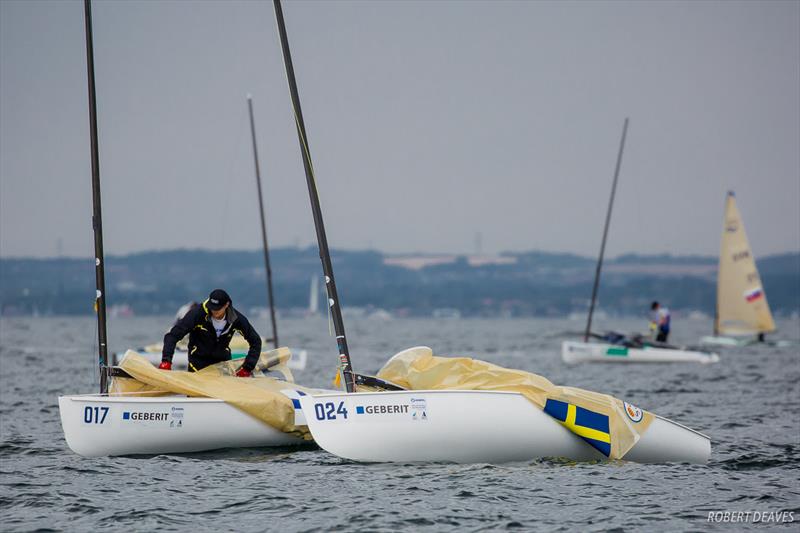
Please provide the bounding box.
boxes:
[715,192,775,335]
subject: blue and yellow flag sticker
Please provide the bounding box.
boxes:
[544,399,611,457]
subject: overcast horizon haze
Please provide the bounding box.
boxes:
[2,0,799,260]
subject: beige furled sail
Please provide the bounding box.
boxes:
[715,191,775,335]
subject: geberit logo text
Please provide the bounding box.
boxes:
[356,405,409,415]
[123,412,169,421]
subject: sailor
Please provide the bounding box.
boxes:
[158,289,261,376]
[649,301,671,343]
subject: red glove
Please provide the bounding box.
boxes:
[235,367,252,378]
[158,360,172,370]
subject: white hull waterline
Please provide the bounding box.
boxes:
[700,335,793,348]
[700,335,753,347]
[59,392,308,457]
[299,390,710,464]
[114,348,308,371]
[562,341,719,364]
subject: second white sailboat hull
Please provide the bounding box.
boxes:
[562,341,719,364]
[299,390,710,464]
[114,348,308,371]
[700,335,794,348]
[58,394,306,457]
[700,335,753,347]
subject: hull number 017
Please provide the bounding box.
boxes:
[84,406,109,424]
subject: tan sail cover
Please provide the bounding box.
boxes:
[716,192,775,335]
[111,349,313,440]
[376,347,653,460]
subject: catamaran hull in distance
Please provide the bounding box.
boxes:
[113,348,309,371]
[58,394,306,457]
[699,336,794,348]
[562,341,720,364]
[298,390,711,464]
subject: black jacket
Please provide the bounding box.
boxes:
[162,301,261,372]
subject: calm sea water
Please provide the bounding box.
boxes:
[1,315,798,531]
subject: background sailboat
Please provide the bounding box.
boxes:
[561,120,718,364]
[701,192,777,347]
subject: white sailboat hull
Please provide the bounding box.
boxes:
[562,341,719,364]
[298,390,710,464]
[58,393,305,457]
[700,335,793,348]
[699,335,753,347]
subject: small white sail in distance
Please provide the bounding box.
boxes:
[715,191,776,336]
[308,275,319,315]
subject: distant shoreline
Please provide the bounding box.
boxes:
[2,248,798,317]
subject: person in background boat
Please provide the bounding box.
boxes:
[650,301,671,343]
[158,289,261,376]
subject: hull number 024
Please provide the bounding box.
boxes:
[314,401,348,421]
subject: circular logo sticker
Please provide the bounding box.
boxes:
[623,401,643,423]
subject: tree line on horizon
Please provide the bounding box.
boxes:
[1,248,798,317]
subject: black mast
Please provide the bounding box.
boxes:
[584,118,629,342]
[247,96,279,349]
[83,0,109,393]
[272,0,355,392]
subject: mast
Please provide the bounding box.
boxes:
[272,0,355,392]
[83,0,110,393]
[584,118,629,342]
[247,95,279,349]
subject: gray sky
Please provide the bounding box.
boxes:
[1,0,798,259]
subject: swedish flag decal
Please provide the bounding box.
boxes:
[544,399,611,456]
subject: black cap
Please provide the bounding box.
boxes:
[207,289,231,311]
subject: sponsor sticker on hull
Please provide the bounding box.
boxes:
[169,406,184,429]
[623,401,643,423]
[606,347,629,357]
[410,397,428,421]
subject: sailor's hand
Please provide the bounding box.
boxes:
[158,360,172,370]
[648,321,657,332]
[235,367,252,378]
